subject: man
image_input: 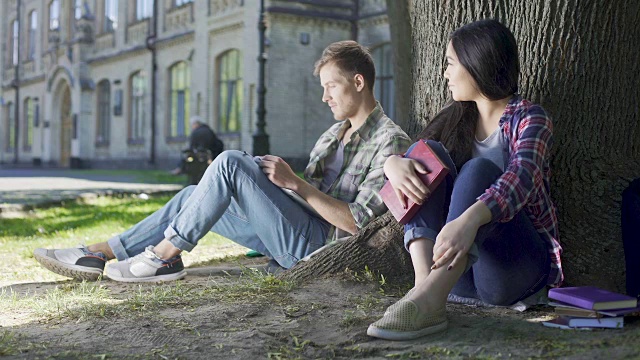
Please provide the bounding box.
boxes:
[33,41,411,282]
[170,116,224,176]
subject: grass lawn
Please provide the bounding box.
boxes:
[72,169,189,185]
[0,194,249,286]
[2,195,640,359]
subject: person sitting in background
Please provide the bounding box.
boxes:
[170,116,224,176]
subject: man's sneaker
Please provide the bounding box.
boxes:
[105,246,186,283]
[33,246,107,281]
[265,259,286,275]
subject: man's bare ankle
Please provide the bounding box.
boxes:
[153,240,182,260]
[87,243,115,260]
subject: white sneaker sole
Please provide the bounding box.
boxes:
[105,270,187,283]
[366,320,448,340]
[33,248,103,281]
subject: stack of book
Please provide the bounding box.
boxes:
[542,286,639,330]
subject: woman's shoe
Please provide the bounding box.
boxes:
[384,287,416,316]
[367,299,447,340]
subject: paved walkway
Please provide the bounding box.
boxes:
[0,168,183,216]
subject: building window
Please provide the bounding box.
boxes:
[371,43,395,120]
[169,62,190,138]
[136,0,153,20]
[5,103,15,151]
[74,0,83,20]
[49,0,60,30]
[96,80,111,145]
[175,0,193,6]
[217,49,243,133]
[129,71,146,141]
[28,11,37,60]
[11,20,19,66]
[104,0,118,32]
[24,98,34,150]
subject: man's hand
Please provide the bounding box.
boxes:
[259,155,300,189]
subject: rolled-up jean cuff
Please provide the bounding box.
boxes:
[163,226,196,252]
[107,236,131,261]
[403,227,439,251]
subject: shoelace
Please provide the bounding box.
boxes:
[123,249,157,264]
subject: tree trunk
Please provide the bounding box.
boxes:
[405,0,640,291]
[287,1,640,292]
[282,212,413,283]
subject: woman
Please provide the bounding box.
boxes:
[367,19,563,340]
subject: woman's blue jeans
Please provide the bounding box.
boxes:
[404,140,550,306]
[107,150,330,269]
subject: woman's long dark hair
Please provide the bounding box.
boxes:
[418,19,520,170]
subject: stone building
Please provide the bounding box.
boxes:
[0,0,394,168]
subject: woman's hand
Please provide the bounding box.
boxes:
[431,217,478,270]
[383,155,430,208]
[431,201,492,270]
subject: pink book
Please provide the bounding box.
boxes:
[548,286,638,311]
[380,140,449,224]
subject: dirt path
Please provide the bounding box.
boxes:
[2,262,639,359]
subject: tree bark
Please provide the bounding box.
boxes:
[287,1,640,292]
[282,212,413,283]
[405,0,640,291]
[385,0,413,130]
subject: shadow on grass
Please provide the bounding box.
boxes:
[0,195,174,238]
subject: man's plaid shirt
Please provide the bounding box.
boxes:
[304,103,411,242]
[478,95,563,287]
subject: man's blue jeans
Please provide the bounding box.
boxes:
[404,140,550,306]
[108,150,330,268]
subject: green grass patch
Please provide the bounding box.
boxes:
[0,330,20,356]
[0,194,247,284]
[72,169,187,185]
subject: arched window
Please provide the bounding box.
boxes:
[49,0,60,30]
[371,43,395,120]
[169,62,190,138]
[96,80,111,145]
[129,71,147,141]
[24,98,34,150]
[11,20,19,66]
[217,49,243,133]
[28,11,37,60]
[5,103,15,151]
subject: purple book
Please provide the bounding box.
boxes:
[548,286,638,310]
[550,301,640,317]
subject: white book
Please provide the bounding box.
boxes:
[281,188,321,217]
[542,316,624,329]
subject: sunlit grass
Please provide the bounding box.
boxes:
[0,268,293,324]
[0,194,248,285]
[71,169,188,185]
